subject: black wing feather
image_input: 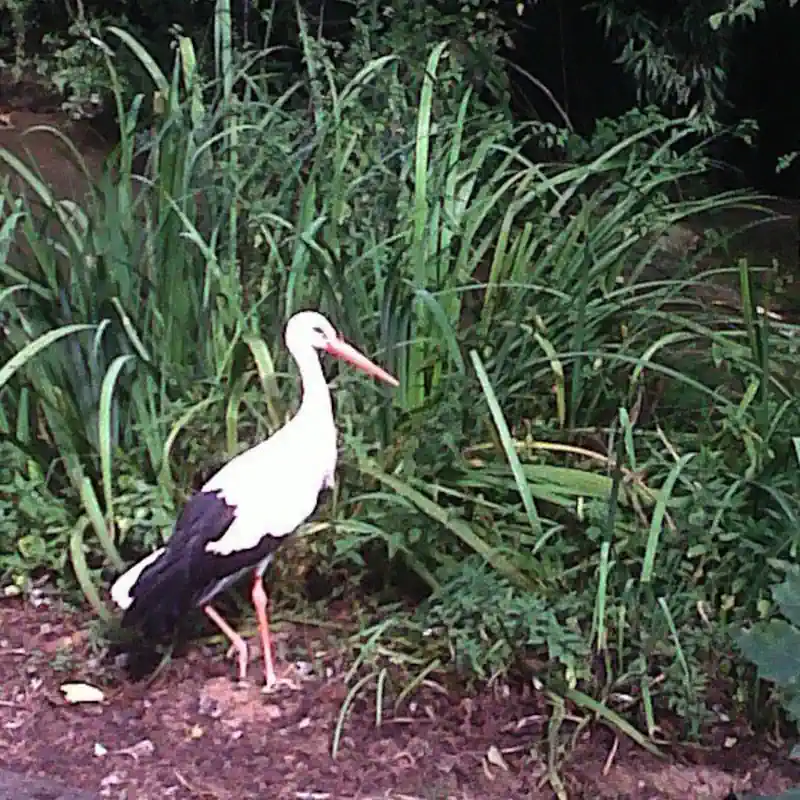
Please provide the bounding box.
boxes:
[120,489,281,638]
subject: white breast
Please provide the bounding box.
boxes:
[203,413,337,556]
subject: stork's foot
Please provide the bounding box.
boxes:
[261,670,300,694]
[223,644,299,691]
[204,604,249,681]
[228,642,250,682]
[262,660,304,693]
[224,641,252,681]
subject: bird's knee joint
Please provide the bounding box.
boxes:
[251,578,269,605]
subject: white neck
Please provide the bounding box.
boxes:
[288,340,334,422]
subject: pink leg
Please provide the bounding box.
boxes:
[251,574,300,692]
[251,574,277,690]
[204,604,248,681]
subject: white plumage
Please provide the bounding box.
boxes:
[110,548,164,610]
[203,405,337,556]
[110,310,397,689]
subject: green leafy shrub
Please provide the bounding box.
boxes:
[0,442,71,588]
[420,557,588,682]
[736,569,800,727]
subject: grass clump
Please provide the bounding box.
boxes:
[2,0,800,767]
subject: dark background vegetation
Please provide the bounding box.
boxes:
[3,0,800,194]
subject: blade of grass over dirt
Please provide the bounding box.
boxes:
[658,597,693,698]
[0,284,28,308]
[565,688,664,757]
[0,150,84,255]
[79,474,125,570]
[69,518,112,621]
[19,124,96,188]
[470,349,543,540]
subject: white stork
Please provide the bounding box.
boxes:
[110,310,398,690]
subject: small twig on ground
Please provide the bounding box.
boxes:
[603,735,619,776]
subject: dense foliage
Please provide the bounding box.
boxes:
[0,0,789,120]
[2,0,800,782]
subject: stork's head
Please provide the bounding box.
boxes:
[285,310,399,386]
[285,310,339,352]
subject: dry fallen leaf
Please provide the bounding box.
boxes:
[115,739,154,761]
[60,682,105,704]
[486,744,509,771]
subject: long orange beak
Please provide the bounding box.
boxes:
[325,338,399,387]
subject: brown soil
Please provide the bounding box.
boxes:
[1,595,799,800]
[0,110,108,198]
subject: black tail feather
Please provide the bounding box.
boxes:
[121,555,196,640]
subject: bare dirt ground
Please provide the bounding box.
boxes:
[1,595,800,800]
[0,110,108,200]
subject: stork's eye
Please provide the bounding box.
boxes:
[312,325,327,337]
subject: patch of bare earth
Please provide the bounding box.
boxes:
[1,598,798,800]
[0,109,108,198]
